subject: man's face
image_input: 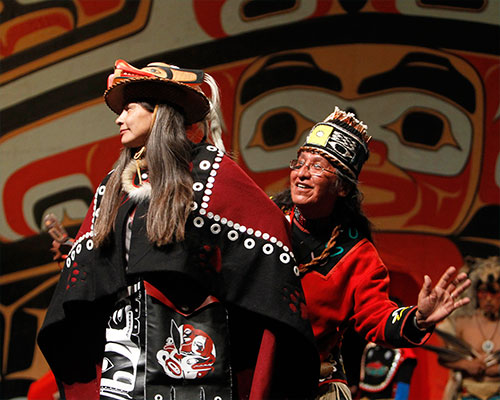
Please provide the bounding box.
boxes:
[289,151,343,219]
[233,44,484,234]
[477,282,500,318]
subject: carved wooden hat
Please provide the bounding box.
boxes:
[300,106,371,179]
[104,59,210,124]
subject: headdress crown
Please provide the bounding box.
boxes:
[300,106,371,179]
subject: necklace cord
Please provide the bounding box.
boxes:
[291,206,341,274]
[133,146,147,185]
[475,313,500,353]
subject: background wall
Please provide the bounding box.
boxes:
[1,1,499,399]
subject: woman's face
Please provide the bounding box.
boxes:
[115,102,153,148]
[290,151,344,219]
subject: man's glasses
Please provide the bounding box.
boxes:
[289,159,336,176]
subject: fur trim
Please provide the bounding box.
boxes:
[452,256,500,318]
[121,159,151,202]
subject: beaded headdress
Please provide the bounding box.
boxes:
[453,256,500,317]
[299,106,371,180]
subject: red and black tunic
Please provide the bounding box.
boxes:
[286,209,431,387]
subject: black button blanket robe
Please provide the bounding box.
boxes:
[38,143,319,400]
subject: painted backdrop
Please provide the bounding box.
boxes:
[1,1,499,399]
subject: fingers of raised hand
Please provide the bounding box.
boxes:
[418,276,433,300]
[453,296,471,310]
[449,275,472,300]
[447,279,461,299]
[436,266,458,290]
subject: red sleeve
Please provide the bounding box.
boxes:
[349,242,398,342]
[350,242,431,347]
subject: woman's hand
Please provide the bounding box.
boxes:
[415,266,471,329]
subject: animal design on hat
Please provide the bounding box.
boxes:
[300,106,372,180]
[104,59,216,125]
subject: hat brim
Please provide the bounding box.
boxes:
[104,77,210,124]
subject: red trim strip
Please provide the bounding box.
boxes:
[144,281,219,317]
